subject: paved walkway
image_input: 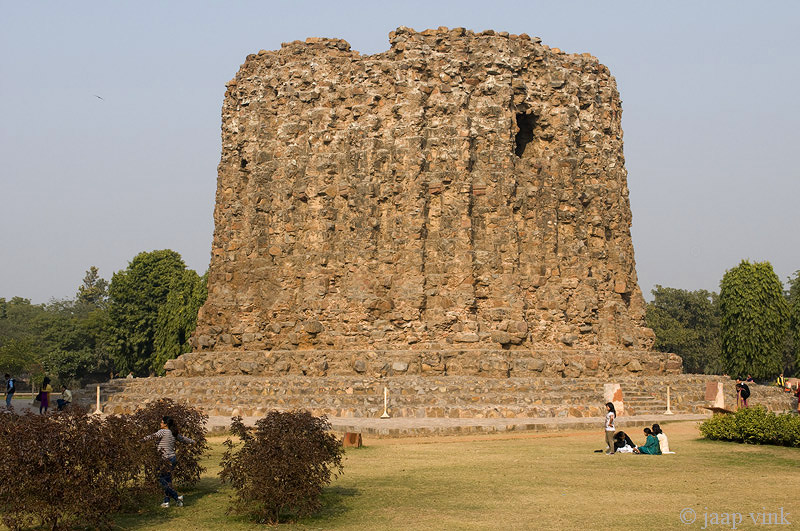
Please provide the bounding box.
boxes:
[206,412,710,437]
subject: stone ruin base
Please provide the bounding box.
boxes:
[164,348,682,379]
[88,373,795,423]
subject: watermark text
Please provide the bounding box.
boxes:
[679,507,790,529]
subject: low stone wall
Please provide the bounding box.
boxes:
[80,374,796,422]
[164,348,682,379]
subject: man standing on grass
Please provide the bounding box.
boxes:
[5,373,16,410]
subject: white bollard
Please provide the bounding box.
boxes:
[380,386,391,418]
[665,386,674,415]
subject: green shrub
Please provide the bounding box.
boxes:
[220,411,344,524]
[0,406,144,530]
[700,406,800,447]
[700,410,738,441]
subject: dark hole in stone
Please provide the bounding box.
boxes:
[514,113,536,157]
[621,291,631,307]
[240,158,248,169]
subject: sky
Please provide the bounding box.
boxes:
[2,1,799,304]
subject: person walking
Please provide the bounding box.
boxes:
[39,377,53,414]
[144,416,195,508]
[4,374,15,410]
[604,402,617,454]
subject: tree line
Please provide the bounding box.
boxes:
[647,260,800,380]
[0,249,206,387]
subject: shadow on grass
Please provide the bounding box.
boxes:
[113,476,225,529]
[112,479,359,528]
[295,486,360,525]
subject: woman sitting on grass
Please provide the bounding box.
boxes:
[613,431,636,453]
[634,427,661,455]
[652,424,674,454]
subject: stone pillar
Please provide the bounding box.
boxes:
[603,383,624,416]
[343,432,363,448]
[705,381,725,409]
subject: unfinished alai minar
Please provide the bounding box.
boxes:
[168,27,682,378]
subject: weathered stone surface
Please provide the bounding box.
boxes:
[181,26,674,378]
[491,331,513,345]
[89,374,794,422]
[167,348,680,379]
[391,361,409,372]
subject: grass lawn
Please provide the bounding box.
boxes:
[109,420,800,530]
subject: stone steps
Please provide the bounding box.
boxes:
[73,373,795,423]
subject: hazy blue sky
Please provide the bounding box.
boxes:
[2,1,799,303]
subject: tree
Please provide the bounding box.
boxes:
[0,298,47,378]
[787,271,800,376]
[152,271,207,375]
[108,250,204,376]
[646,285,721,374]
[76,266,109,308]
[0,272,114,386]
[43,348,100,385]
[719,260,789,380]
[0,338,39,377]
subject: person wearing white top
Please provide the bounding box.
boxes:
[652,423,675,454]
[604,402,617,454]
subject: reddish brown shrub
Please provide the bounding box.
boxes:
[0,406,144,530]
[0,399,209,529]
[220,411,344,524]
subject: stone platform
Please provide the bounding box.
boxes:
[165,348,682,379]
[77,374,794,437]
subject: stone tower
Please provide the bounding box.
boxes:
[173,27,681,378]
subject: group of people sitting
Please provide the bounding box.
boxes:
[611,425,673,455]
[604,402,674,455]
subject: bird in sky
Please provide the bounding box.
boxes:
[93,94,104,101]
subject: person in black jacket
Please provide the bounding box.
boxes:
[736,381,751,408]
[613,431,635,452]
